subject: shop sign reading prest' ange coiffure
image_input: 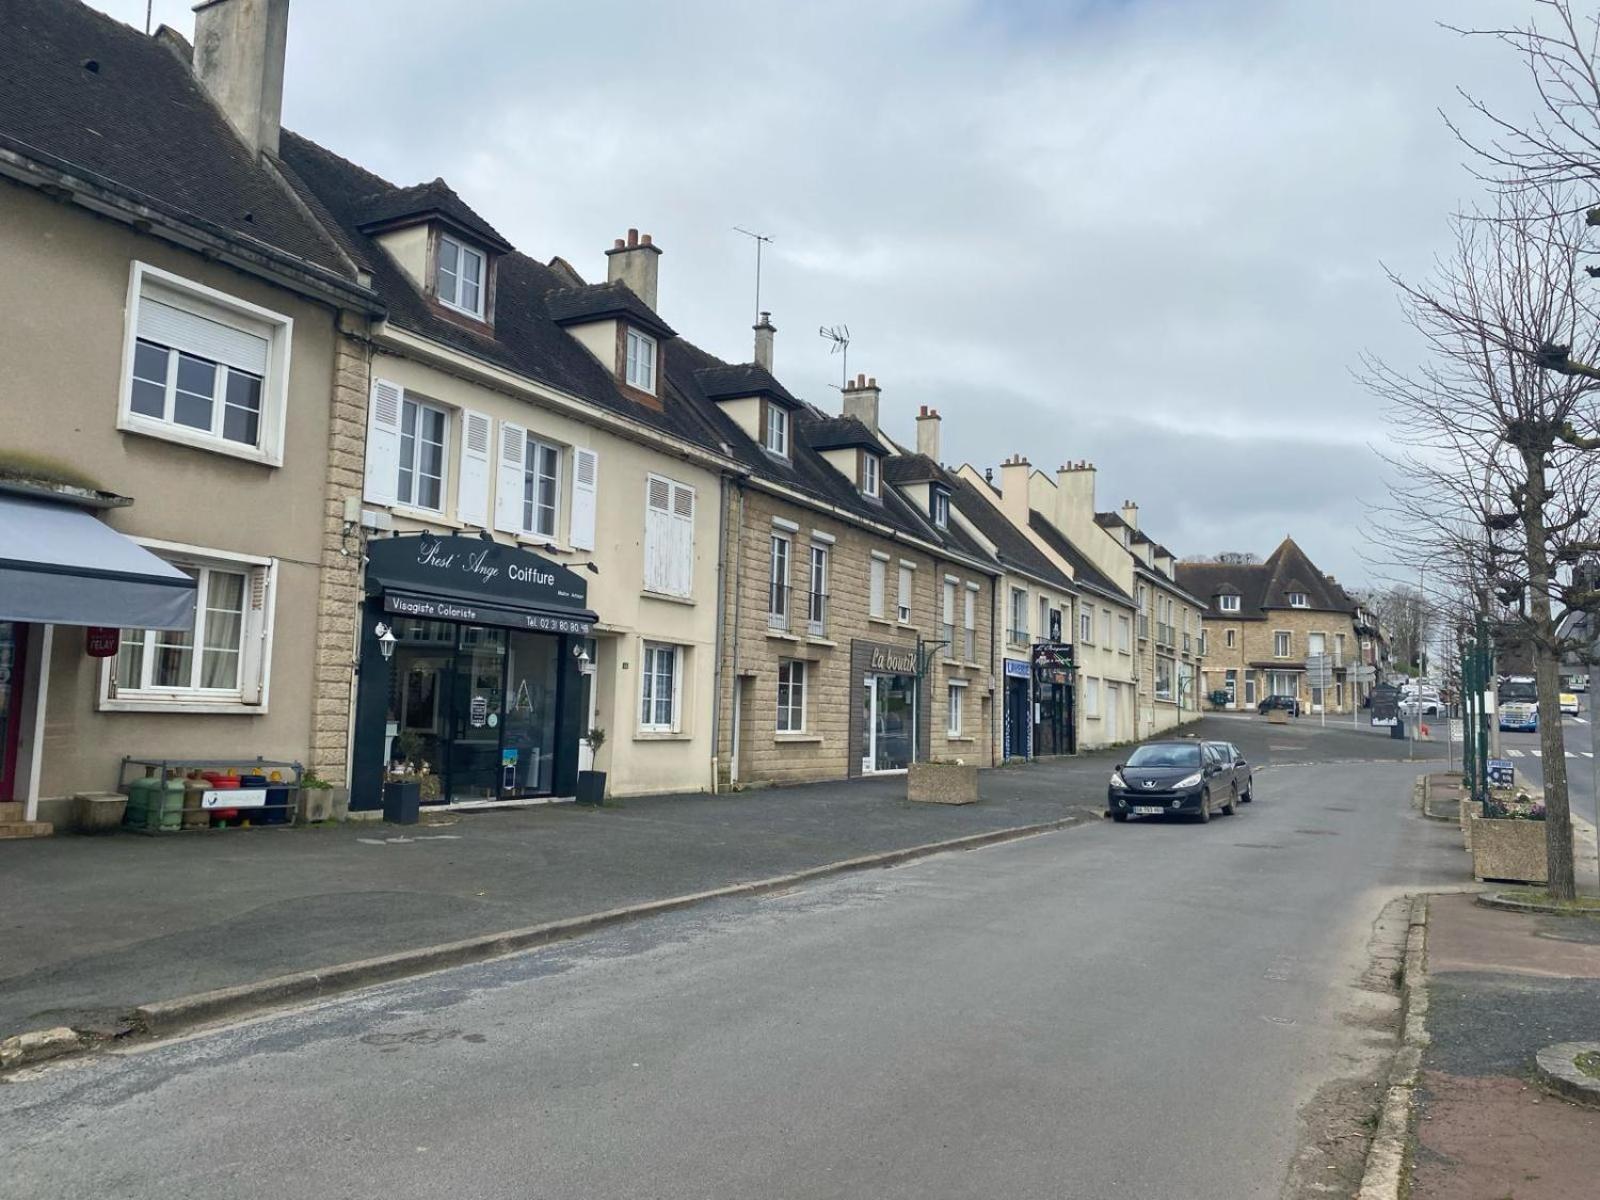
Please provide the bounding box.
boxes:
[365,534,594,628]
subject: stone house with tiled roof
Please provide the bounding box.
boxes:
[1176,538,1362,715]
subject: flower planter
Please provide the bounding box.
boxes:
[908,761,978,806]
[1266,709,1289,725]
[382,780,421,825]
[1470,816,1554,884]
[73,792,126,834]
[298,787,335,823]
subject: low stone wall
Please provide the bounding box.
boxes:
[907,761,979,806]
[1470,817,1550,884]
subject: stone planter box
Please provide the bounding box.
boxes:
[1470,816,1553,884]
[1266,709,1289,725]
[908,761,978,805]
[73,792,125,834]
[1460,798,1484,848]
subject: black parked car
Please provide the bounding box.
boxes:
[1107,740,1242,824]
[1258,694,1301,717]
[1206,741,1254,804]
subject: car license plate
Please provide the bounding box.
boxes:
[1132,805,1166,816]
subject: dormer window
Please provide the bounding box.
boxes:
[436,233,485,318]
[626,328,657,393]
[931,487,949,529]
[862,452,880,498]
[1288,592,1308,608]
[1219,594,1241,613]
[764,402,789,456]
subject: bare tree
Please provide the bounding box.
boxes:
[1362,585,1438,673]
[1365,185,1600,901]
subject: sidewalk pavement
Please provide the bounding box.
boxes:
[0,755,1115,1041]
[1411,894,1600,1199]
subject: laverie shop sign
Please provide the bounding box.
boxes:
[366,533,594,634]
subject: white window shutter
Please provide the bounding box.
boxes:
[457,410,492,528]
[493,421,527,534]
[570,447,598,550]
[942,583,955,624]
[869,559,886,617]
[897,565,912,618]
[644,476,672,593]
[239,563,273,706]
[670,482,696,596]
[363,379,403,505]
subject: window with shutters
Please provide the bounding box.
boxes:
[522,435,561,538]
[869,555,888,619]
[897,563,914,624]
[397,397,449,512]
[101,542,275,712]
[777,659,806,732]
[119,263,292,464]
[625,328,657,393]
[436,233,486,318]
[639,642,681,732]
[643,474,695,597]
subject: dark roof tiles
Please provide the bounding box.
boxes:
[356,177,513,252]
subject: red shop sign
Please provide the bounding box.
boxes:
[85,627,121,658]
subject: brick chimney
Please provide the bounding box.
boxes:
[606,228,662,310]
[1055,461,1097,529]
[193,0,289,158]
[999,454,1032,527]
[753,311,775,372]
[842,373,880,436]
[1121,500,1139,531]
[915,405,941,461]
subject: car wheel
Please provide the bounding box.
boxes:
[1196,790,1212,824]
[1111,811,1129,823]
[1221,786,1237,817]
[1241,778,1254,803]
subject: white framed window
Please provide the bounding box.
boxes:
[1219,594,1241,613]
[963,583,977,660]
[119,263,291,465]
[1039,596,1051,640]
[931,488,949,529]
[769,533,792,630]
[639,642,682,732]
[1080,608,1094,644]
[1308,632,1327,658]
[1083,676,1100,718]
[1288,592,1309,608]
[1226,628,1236,649]
[777,659,807,732]
[103,542,275,713]
[942,578,957,649]
[522,434,561,538]
[625,328,657,393]
[1274,630,1291,657]
[808,543,830,633]
[1156,656,1175,701]
[436,233,486,318]
[869,554,888,619]
[1118,615,1131,654]
[862,452,880,497]
[1010,587,1028,645]
[398,396,449,512]
[898,562,914,624]
[643,474,695,597]
[947,680,966,737]
[764,403,789,456]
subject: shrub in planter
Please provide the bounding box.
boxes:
[297,770,336,823]
[577,728,607,806]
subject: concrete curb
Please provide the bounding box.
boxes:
[0,1026,83,1070]
[1475,891,1600,918]
[1356,893,1431,1200]
[1534,1041,1600,1109]
[4,810,1095,1055]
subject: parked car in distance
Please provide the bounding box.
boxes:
[1209,741,1255,803]
[1258,694,1301,717]
[1560,692,1580,716]
[1400,687,1444,716]
[1107,740,1242,824]
[1564,673,1588,693]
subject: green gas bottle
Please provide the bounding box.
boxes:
[126,770,159,828]
[160,773,185,831]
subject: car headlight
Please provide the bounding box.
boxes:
[1109,770,1126,789]
[1174,771,1203,788]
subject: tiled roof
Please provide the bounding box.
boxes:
[947,477,1073,591]
[0,0,353,281]
[1027,512,1133,605]
[355,177,513,252]
[804,416,883,452]
[544,280,676,339]
[694,363,798,408]
[1175,538,1356,619]
[882,453,946,486]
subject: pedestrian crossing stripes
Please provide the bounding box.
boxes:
[1503,748,1589,758]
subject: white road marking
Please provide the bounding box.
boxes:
[1507,749,1525,757]
[1532,749,1543,757]
[1584,752,1595,759]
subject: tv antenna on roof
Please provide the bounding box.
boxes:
[818,324,850,390]
[733,226,773,324]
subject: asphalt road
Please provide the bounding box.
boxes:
[2,753,1465,1200]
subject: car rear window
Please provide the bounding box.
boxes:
[1126,744,1201,768]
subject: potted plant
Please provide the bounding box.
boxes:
[576,728,607,806]
[383,740,423,825]
[1208,689,1230,711]
[297,769,336,823]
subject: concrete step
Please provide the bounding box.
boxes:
[0,801,23,822]
[0,820,53,839]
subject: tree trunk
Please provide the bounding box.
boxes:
[1525,452,1578,901]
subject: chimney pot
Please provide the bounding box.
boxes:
[841,372,881,434]
[753,311,776,371]
[915,404,941,460]
[606,227,663,310]
[640,232,652,246]
[627,228,639,247]
[613,238,626,250]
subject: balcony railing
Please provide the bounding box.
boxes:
[963,626,976,661]
[1156,622,1176,649]
[768,583,791,632]
[1006,627,1030,647]
[1182,632,1192,654]
[941,622,956,655]
[807,591,829,637]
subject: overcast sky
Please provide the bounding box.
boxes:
[95,0,1539,587]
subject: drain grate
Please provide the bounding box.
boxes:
[1294,828,1340,836]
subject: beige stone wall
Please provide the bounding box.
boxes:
[1200,609,1360,713]
[0,181,341,801]
[717,484,995,786]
